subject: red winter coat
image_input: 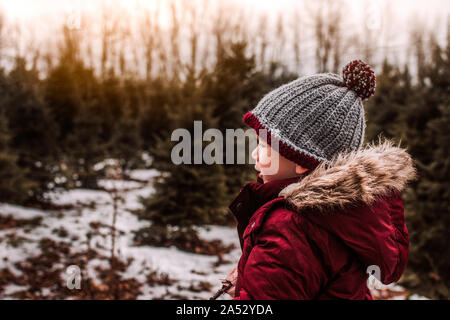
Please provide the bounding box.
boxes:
[229,141,417,300]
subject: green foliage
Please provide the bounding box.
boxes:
[399,39,450,300]
[365,59,413,141]
[0,102,35,203]
[0,59,58,203]
[137,101,228,233]
[108,80,145,171]
[45,60,106,189]
[138,79,173,152]
[365,38,450,299]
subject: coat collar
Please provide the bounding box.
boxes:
[279,138,418,213]
[229,172,311,249]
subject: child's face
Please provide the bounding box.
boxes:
[252,138,308,183]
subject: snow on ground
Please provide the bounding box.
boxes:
[0,169,239,300]
[0,204,47,219]
[127,169,159,182]
[0,168,429,300]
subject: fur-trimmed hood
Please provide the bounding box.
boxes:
[276,138,418,285]
[279,138,418,212]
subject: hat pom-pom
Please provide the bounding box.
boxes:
[342,59,376,100]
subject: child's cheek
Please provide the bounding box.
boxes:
[258,147,272,168]
[252,146,261,171]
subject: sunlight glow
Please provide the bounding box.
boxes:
[1,0,447,22]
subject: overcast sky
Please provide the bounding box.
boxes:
[0,0,448,75]
[1,0,448,22]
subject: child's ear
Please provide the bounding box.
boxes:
[295,165,308,175]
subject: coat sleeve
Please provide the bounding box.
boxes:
[235,211,328,300]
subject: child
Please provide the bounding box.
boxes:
[225,60,417,300]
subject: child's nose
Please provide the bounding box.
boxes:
[251,146,259,162]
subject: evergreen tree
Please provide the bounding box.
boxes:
[202,42,257,131]
[47,61,107,189]
[104,78,143,173]
[139,79,173,152]
[364,58,412,142]
[108,115,143,173]
[65,103,107,189]
[398,37,450,299]
[365,37,450,299]
[135,80,228,244]
[0,101,35,204]
[45,27,109,189]
[1,59,58,204]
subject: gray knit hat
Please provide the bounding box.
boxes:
[243,59,376,170]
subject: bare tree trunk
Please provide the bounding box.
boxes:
[291,8,303,74]
[307,0,345,73]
